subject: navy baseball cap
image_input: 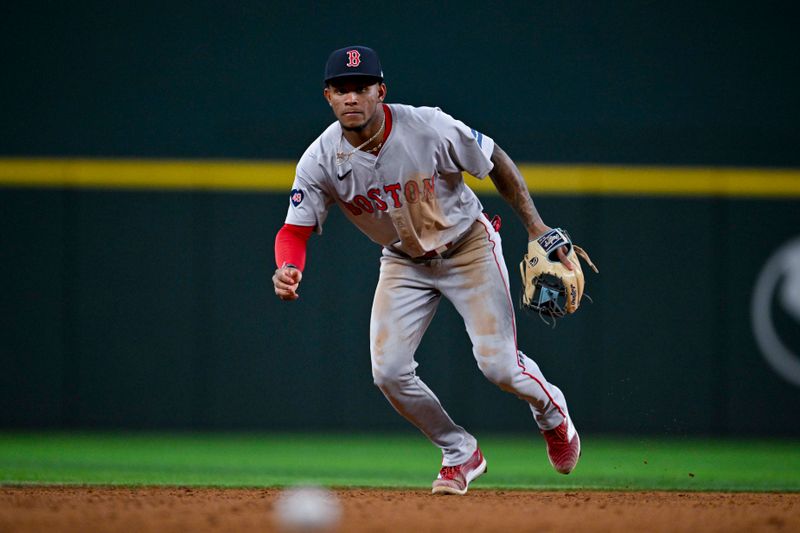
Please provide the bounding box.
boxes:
[324,45,384,84]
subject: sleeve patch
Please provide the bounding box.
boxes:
[290,189,305,206]
[470,128,484,147]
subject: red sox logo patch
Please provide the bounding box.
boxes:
[346,50,361,67]
[290,189,304,207]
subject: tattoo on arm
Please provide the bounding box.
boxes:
[488,144,545,237]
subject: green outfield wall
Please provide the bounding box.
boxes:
[2,169,799,435]
[2,2,799,435]
[2,2,798,167]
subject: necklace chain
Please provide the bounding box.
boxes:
[336,116,385,165]
[365,141,383,154]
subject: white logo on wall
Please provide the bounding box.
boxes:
[751,236,800,387]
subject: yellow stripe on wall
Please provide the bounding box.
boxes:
[474,164,800,197]
[1,158,799,197]
[0,158,298,191]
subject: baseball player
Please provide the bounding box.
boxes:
[273,46,580,495]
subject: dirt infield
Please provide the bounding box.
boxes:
[1,487,798,532]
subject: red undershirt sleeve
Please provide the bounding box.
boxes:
[274,223,314,271]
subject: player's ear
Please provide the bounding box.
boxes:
[323,86,332,106]
[377,82,387,102]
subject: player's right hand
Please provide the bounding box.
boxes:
[272,266,302,301]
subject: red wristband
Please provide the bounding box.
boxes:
[275,224,313,271]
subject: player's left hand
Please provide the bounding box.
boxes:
[530,224,574,271]
[554,244,575,271]
[520,227,599,320]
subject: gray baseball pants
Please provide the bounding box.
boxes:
[370,216,569,466]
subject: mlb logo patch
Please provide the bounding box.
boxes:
[290,189,304,207]
[470,128,484,147]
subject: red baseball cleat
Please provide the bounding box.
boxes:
[541,415,581,474]
[431,448,487,495]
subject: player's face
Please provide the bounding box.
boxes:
[324,78,386,132]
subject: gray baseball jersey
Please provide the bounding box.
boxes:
[284,103,572,467]
[286,104,495,258]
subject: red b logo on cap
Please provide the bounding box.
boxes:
[346,50,361,67]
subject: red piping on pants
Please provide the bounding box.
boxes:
[477,218,567,419]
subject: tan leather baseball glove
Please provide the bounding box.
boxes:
[520,228,599,321]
